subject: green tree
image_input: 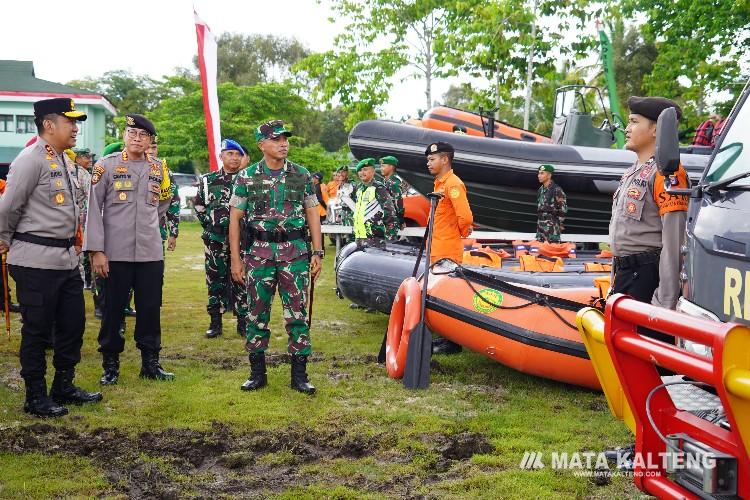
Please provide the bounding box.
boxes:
[296,0,451,128]
[149,81,339,174]
[67,70,169,114]
[620,0,749,116]
[196,33,310,86]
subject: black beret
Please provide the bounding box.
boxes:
[312,172,323,181]
[34,98,87,121]
[424,141,454,156]
[627,96,682,122]
[125,113,156,136]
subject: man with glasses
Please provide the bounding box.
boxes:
[229,120,323,395]
[84,114,175,385]
[0,98,102,417]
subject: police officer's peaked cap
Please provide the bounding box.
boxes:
[538,164,555,173]
[221,138,244,154]
[627,96,682,122]
[34,98,87,121]
[424,141,454,156]
[379,156,398,166]
[125,114,156,136]
[355,157,377,172]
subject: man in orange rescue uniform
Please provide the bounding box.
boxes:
[425,141,473,355]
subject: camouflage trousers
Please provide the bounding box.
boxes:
[81,252,93,285]
[244,254,311,356]
[204,237,248,318]
[536,216,563,243]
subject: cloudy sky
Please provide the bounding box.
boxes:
[1,0,453,119]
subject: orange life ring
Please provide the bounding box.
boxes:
[385,277,422,379]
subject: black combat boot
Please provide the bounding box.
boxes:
[290,355,316,395]
[50,369,103,405]
[139,351,175,381]
[100,354,120,385]
[23,379,68,418]
[240,352,268,391]
[237,317,247,338]
[205,312,222,338]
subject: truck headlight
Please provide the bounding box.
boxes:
[676,297,716,358]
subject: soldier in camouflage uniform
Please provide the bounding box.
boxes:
[229,120,323,395]
[378,155,410,228]
[535,164,567,243]
[194,139,248,338]
[146,142,180,249]
[71,148,94,288]
[353,158,398,249]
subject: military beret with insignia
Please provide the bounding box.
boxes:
[538,164,555,173]
[627,96,682,122]
[220,138,244,154]
[379,156,398,166]
[34,98,87,121]
[102,142,124,157]
[355,158,377,173]
[424,141,454,156]
[255,119,292,142]
[125,113,156,136]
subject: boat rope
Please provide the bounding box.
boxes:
[429,260,579,331]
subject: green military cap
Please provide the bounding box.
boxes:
[255,119,292,142]
[102,141,124,156]
[356,158,377,173]
[379,156,398,166]
[73,147,91,157]
[538,164,555,173]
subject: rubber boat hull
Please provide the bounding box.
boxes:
[422,269,601,389]
[336,242,609,314]
[348,120,709,233]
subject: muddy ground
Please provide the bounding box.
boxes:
[0,422,494,498]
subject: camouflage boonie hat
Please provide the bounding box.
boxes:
[255,119,292,142]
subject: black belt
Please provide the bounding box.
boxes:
[252,228,306,243]
[613,250,661,271]
[14,232,75,248]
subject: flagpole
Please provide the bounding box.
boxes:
[194,10,221,172]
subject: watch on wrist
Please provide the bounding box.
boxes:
[312,250,325,259]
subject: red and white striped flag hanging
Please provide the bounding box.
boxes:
[194,10,221,172]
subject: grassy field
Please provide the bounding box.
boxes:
[0,222,638,499]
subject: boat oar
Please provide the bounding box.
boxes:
[378,224,427,363]
[403,192,442,389]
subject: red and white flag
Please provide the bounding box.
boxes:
[194,10,221,172]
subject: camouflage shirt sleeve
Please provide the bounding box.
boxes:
[166,172,180,238]
[302,172,319,210]
[229,170,248,211]
[193,173,210,228]
[376,184,398,240]
[555,186,567,218]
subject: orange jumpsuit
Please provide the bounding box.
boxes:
[317,182,329,218]
[430,169,473,264]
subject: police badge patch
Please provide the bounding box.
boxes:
[91,164,105,184]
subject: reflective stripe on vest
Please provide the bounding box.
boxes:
[353,185,377,238]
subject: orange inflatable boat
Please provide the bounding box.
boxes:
[421,106,551,143]
[386,260,606,389]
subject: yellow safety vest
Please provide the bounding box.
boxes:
[353,185,376,238]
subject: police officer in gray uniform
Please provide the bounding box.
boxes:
[0,98,102,417]
[85,114,174,385]
[610,96,690,327]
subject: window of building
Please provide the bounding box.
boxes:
[16,115,36,134]
[0,114,12,132]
